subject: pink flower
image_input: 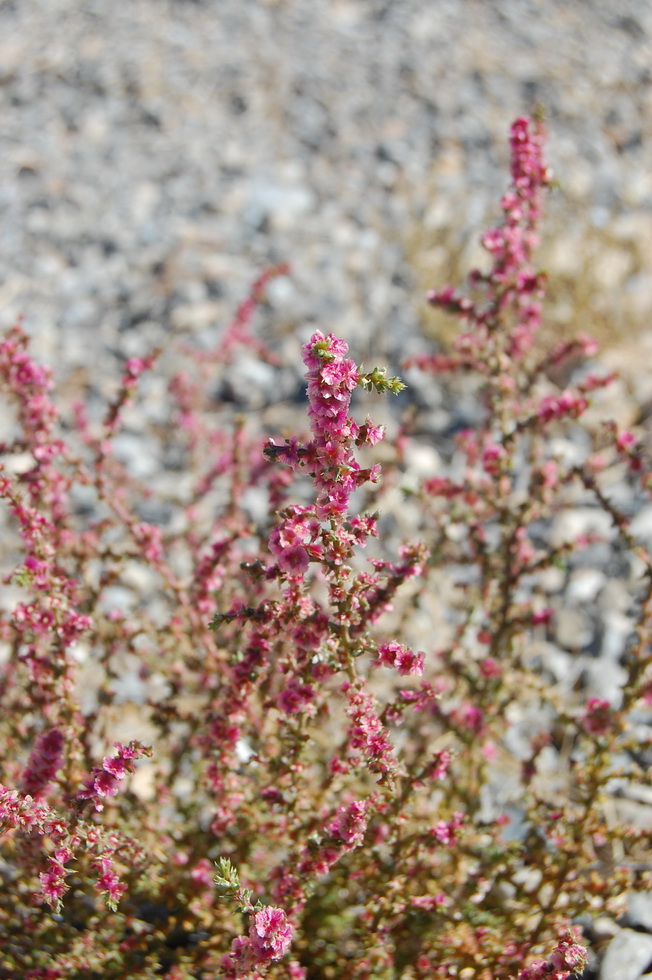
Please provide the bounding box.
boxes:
[431,811,464,846]
[249,906,293,959]
[326,800,369,846]
[616,429,636,451]
[77,741,151,812]
[451,702,484,733]
[517,932,587,979]
[320,358,359,391]
[509,116,551,196]
[0,785,67,839]
[356,418,385,446]
[277,680,316,715]
[531,608,553,626]
[92,770,122,799]
[482,440,506,475]
[428,749,451,781]
[345,683,399,777]
[39,856,70,910]
[133,522,163,563]
[411,893,447,910]
[95,854,127,907]
[269,331,380,534]
[536,390,588,424]
[191,858,214,887]
[226,935,257,975]
[21,728,65,799]
[276,545,310,577]
[580,698,614,737]
[376,641,425,676]
[348,515,379,543]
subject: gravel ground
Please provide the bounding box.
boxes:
[2,1,652,975]
[1,0,651,373]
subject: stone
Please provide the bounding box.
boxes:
[599,929,652,980]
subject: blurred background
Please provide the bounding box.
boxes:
[0,0,651,405]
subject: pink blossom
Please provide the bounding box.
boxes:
[320,358,359,391]
[286,963,307,979]
[375,641,425,676]
[426,749,451,782]
[356,418,385,446]
[267,331,383,537]
[411,893,447,910]
[482,441,506,475]
[422,117,552,369]
[277,680,316,715]
[509,116,551,195]
[517,932,587,980]
[191,858,214,887]
[580,697,614,737]
[344,683,399,777]
[95,854,127,907]
[451,702,484,733]
[21,728,65,798]
[249,906,293,959]
[326,800,369,846]
[39,856,70,910]
[531,608,553,626]
[616,429,636,451]
[424,475,461,499]
[276,545,310,577]
[431,811,464,846]
[348,514,379,543]
[133,522,163,562]
[0,784,68,840]
[226,935,257,975]
[77,741,151,812]
[536,390,588,424]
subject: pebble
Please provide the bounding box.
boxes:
[599,929,652,980]
[630,504,652,542]
[624,893,652,933]
[554,606,594,652]
[567,568,607,605]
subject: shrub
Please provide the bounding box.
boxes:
[1,116,649,979]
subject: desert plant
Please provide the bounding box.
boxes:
[1,116,649,979]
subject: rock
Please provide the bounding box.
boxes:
[567,568,607,604]
[555,606,594,652]
[600,610,634,661]
[599,929,652,980]
[581,656,628,703]
[624,893,652,933]
[551,508,617,549]
[630,505,652,543]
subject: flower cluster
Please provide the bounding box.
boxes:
[266,333,368,555]
[20,728,65,798]
[517,932,587,979]
[224,907,294,978]
[265,331,403,576]
[375,640,425,676]
[579,697,617,737]
[77,741,152,812]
